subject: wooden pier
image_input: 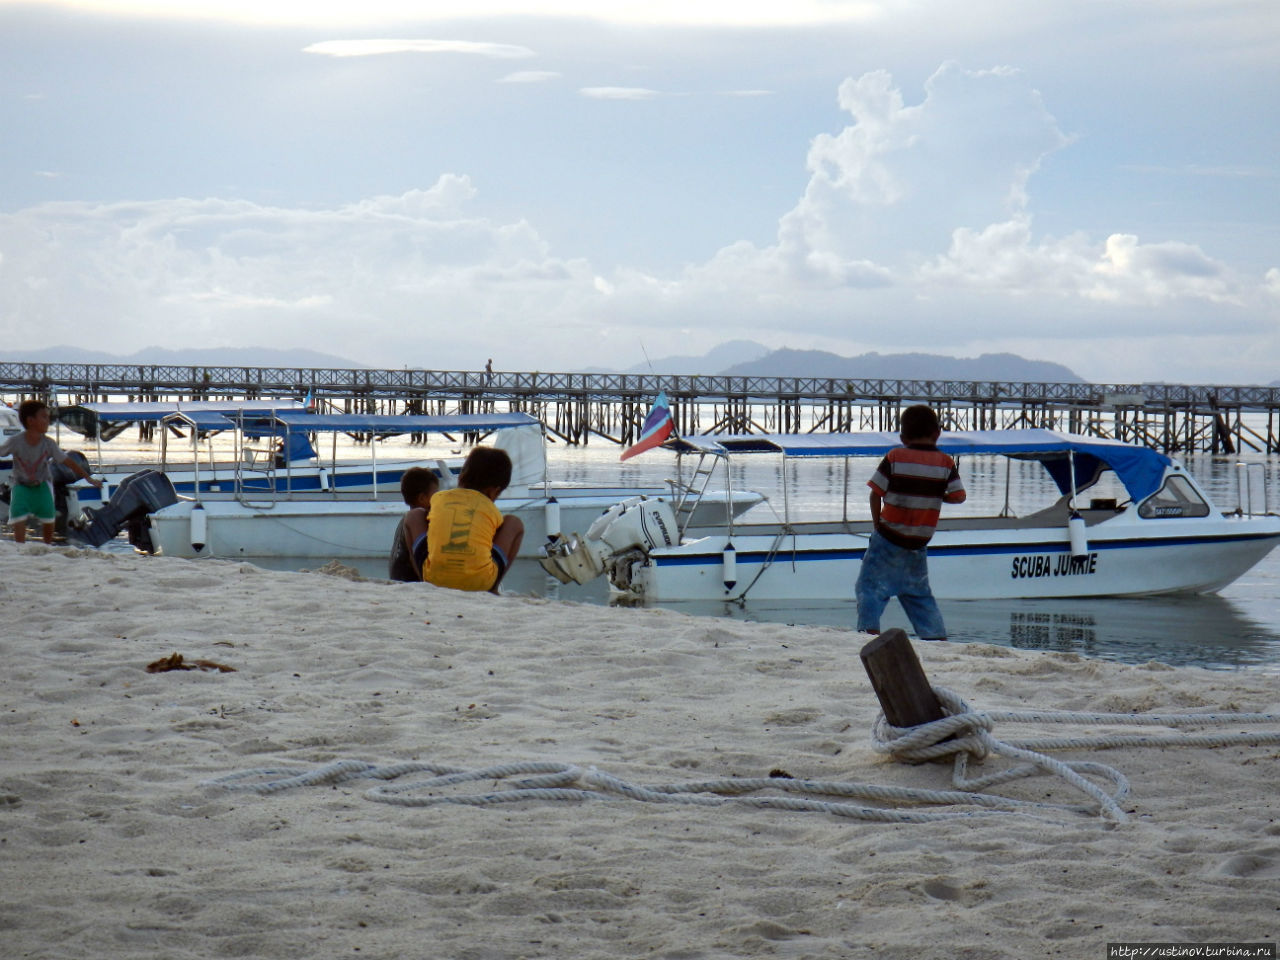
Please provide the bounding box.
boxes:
[2,360,1279,454]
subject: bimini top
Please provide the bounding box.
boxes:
[164,408,542,437]
[670,428,1175,503]
[57,400,306,440]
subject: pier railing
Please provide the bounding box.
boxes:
[2,361,1278,453]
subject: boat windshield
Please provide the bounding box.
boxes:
[1137,475,1211,519]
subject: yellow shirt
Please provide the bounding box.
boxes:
[423,487,503,591]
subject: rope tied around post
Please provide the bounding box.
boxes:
[860,629,1280,824]
[870,684,1132,823]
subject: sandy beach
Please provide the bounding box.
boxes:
[2,542,1279,959]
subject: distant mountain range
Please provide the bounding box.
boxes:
[605,342,1084,382]
[723,348,1084,382]
[602,340,772,376]
[5,345,365,368]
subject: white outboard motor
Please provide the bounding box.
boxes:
[540,496,678,585]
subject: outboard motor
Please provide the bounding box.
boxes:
[68,470,179,552]
[540,496,678,585]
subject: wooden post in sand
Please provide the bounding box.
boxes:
[859,628,944,728]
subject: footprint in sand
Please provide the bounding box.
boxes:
[1211,851,1280,879]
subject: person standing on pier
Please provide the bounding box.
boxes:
[855,405,966,641]
[1,399,102,544]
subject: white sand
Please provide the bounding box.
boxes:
[2,543,1279,959]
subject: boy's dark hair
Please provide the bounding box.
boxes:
[900,404,941,441]
[17,399,47,428]
[400,466,439,505]
[458,446,512,492]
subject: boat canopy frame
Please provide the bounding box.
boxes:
[668,428,1175,506]
[158,409,545,503]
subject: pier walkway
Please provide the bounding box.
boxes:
[2,360,1278,454]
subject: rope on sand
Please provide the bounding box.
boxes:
[202,690,1280,825]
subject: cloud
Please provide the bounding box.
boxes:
[579,87,662,100]
[2,58,1275,378]
[669,62,1070,296]
[42,1,884,28]
[1262,268,1280,299]
[303,39,535,58]
[0,176,611,367]
[664,63,1274,344]
[496,70,561,84]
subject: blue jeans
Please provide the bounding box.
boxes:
[855,531,947,640]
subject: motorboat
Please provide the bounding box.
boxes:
[539,428,1280,603]
[98,410,763,561]
[53,399,422,508]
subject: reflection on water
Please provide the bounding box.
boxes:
[623,592,1280,672]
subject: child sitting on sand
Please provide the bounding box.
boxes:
[423,446,524,593]
[388,466,439,582]
[1,399,102,544]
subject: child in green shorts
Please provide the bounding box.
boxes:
[1,400,102,544]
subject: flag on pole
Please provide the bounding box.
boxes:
[620,391,675,461]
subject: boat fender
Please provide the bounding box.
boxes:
[544,497,561,537]
[1067,510,1088,557]
[190,504,208,553]
[722,541,737,591]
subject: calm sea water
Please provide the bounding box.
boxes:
[75,430,1280,672]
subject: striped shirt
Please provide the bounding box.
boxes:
[867,443,966,549]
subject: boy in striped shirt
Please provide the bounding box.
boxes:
[855,405,966,641]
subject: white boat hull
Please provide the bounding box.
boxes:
[70,459,435,507]
[619,515,1280,603]
[147,489,761,562]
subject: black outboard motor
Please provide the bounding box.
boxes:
[69,470,179,552]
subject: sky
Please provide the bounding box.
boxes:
[1,0,1277,384]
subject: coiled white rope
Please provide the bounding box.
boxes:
[871,686,1280,823]
[202,688,1280,826]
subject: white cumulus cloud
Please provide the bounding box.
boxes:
[579,87,661,101]
[303,39,535,58]
[497,71,561,84]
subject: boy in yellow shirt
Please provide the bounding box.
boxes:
[423,446,524,593]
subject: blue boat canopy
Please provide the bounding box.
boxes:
[671,429,1174,503]
[56,400,306,439]
[164,409,542,437]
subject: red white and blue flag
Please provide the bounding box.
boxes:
[620,391,675,461]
